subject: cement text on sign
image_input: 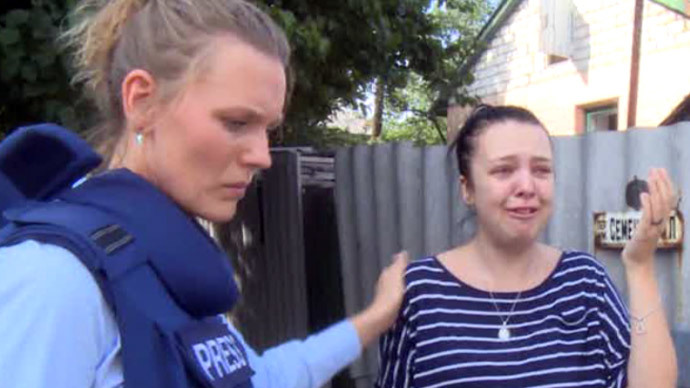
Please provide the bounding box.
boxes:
[594,210,684,249]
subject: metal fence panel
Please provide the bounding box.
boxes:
[374,144,400,268]
[223,151,310,351]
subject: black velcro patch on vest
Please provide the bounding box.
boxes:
[90,224,133,255]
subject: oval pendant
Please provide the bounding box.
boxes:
[498,325,511,341]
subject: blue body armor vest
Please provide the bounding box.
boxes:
[0,124,254,388]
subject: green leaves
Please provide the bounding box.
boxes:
[0,3,88,135]
[257,0,491,147]
[0,0,491,146]
[4,10,30,28]
[375,0,491,145]
[0,27,20,45]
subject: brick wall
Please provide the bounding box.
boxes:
[449,0,690,137]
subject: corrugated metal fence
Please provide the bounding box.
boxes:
[216,150,353,387]
[219,151,310,350]
[335,122,690,387]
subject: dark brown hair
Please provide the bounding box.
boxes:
[450,104,548,183]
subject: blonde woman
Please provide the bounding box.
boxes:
[0,1,407,387]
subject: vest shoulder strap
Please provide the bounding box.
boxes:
[1,200,141,310]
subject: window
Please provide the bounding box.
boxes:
[541,0,573,59]
[584,104,618,132]
[575,101,619,133]
[548,55,568,65]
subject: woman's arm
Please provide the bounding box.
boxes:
[245,252,409,388]
[622,168,678,388]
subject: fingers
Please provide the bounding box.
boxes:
[379,251,408,288]
[659,168,679,212]
[391,251,409,267]
[642,168,677,230]
[382,251,409,280]
[657,169,676,209]
[653,169,673,216]
[647,169,665,224]
[639,191,652,227]
[658,169,675,204]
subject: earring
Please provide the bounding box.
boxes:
[135,132,143,145]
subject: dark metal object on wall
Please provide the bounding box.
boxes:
[626,175,649,211]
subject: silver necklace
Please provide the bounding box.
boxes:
[488,289,522,341]
[478,248,540,341]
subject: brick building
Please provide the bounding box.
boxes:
[447,0,690,136]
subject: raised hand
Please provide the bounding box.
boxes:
[622,168,678,269]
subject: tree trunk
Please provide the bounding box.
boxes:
[371,76,385,139]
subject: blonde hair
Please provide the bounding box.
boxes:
[61,0,290,159]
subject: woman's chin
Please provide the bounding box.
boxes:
[500,228,542,249]
[195,203,238,224]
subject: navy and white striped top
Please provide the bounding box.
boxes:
[376,251,631,388]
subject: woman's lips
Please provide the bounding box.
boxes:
[506,206,538,220]
[223,183,249,198]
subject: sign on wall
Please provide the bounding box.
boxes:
[652,0,690,17]
[594,210,684,249]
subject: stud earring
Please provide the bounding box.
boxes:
[135,132,143,145]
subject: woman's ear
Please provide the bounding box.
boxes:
[121,69,157,134]
[460,175,474,206]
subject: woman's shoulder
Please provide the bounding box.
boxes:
[558,249,604,267]
[402,255,464,301]
[405,255,440,272]
[0,240,109,314]
[0,240,122,386]
[550,249,612,281]
[403,256,447,283]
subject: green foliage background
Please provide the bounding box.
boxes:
[0,0,490,146]
[0,0,89,140]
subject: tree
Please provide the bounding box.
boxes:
[377,0,492,145]
[0,0,488,147]
[381,72,448,146]
[0,0,87,138]
[261,0,489,147]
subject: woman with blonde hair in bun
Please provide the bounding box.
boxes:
[0,1,407,387]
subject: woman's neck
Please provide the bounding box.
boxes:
[108,135,149,179]
[469,232,545,291]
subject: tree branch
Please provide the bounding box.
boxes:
[410,108,447,143]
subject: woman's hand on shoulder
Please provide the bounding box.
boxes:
[350,251,409,348]
[371,251,409,327]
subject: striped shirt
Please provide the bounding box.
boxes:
[376,251,631,388]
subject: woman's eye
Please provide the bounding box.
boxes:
[533,166,553,176]
[491,166,513,176]
[223,119,248,131]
